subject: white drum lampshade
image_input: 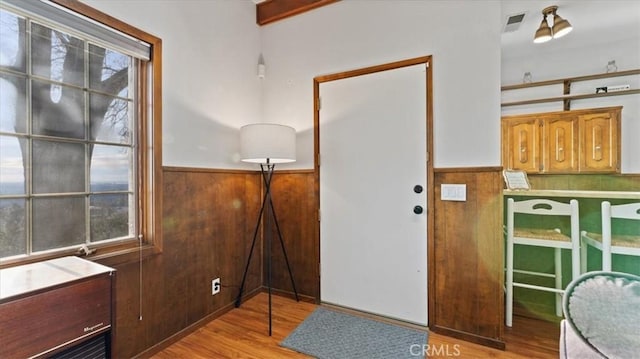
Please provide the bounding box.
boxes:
[240,123,296,164]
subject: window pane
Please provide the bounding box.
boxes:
[90,193,130,241]
[89,44,130,98]
[0,135,25,195]
[0,198,26,257]
[32,79,85,139]
[33,139,85,194]
[33,196,85,251]
[90,94,131,144]
[31,22,84,87]
[0,73,27,134]
[0,10,26,72]
[90,144,130,191]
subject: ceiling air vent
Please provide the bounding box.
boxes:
[503,13,526,33]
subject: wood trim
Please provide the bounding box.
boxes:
[431,325,505,350]
[434,166,503,173]
[163,167,256,174]
[163,166,315,175]
[256,0,339,26]
[315,56,431,83]
[425,58,436,331]
[270,168,315,174]
[267,287,316,303]
[51,0,162,44]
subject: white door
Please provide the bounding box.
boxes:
[319,63,428,326]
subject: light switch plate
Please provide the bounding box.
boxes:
[441,184,466,201]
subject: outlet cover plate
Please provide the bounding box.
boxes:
[441,184,466,201]
[212,278,220,295]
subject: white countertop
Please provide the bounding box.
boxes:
[0,256,114,300]
[503,189,640,199]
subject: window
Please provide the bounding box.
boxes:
[0,0,162,263]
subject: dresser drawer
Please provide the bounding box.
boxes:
[0,273,112,358]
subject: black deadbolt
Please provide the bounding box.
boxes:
[413,205,423,214]
[414,185,423,193]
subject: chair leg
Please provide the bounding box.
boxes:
[571,239,581,280]
[506,235,514,327]
[580,236,587,274]
[603,247,612,271]
[602,201,612,271]
[554,248,562,317]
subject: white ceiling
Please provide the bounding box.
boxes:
[501,0,640,60]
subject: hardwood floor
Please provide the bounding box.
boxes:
[151,293,559,359]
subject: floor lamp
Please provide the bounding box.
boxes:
[235,123,300,336]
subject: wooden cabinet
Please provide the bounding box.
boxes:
[502,107,621,174]
[579,110,620,172]
[0,256,115,359]
[502,116,541,173]
[543,115,578,173]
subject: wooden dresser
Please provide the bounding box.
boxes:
[0,256,116,358]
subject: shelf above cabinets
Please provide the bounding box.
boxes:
[501,69,640,110]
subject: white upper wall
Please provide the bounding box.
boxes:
[83,0,503,169]
[261,0,502,169]
[81,1,637,172]
[84,0,262,169]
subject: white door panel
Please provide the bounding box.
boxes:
[319,63,427,325]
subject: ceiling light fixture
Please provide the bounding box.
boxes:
[534,5,573,44]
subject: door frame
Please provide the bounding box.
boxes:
[313,55,435,325]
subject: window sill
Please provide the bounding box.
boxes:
[91,243,160,267]
[0,242,161,270]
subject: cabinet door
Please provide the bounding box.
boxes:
[0,274,112,358]
[543,116,578,173]
[579,110,620,173]
[502,117,541,173]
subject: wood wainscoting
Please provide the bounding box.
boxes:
[265,170,319,300]
[92,167,319,358]
[431,167,505,349]
[93,165,513,357]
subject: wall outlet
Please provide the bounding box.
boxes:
[212,278,220,295]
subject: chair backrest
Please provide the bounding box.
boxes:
[605,201,640,221]
[507,198,580,238]
[601,201,640,238]
[510,198,577,217]
[509,198,578,216]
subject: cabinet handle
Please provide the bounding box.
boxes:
[84,322,104,333]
